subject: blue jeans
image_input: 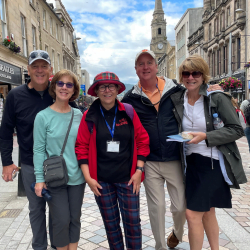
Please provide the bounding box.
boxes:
[244,127,250,152]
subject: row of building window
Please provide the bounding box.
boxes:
[20,15,37,57]
[42,10,59,40]
[42,8,73,51]
[208,37,241,77]
[1,0,7,41]
[208,1,240,40]
[176,24,185,43]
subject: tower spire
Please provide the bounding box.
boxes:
[150,0,167,62]
[154,0,163,12]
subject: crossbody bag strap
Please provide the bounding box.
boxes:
[60,108,74,156]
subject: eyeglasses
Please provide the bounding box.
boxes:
[98,84,117,92]
[29,51,50,60]
[182,71,202,78]
[56,81,74,88]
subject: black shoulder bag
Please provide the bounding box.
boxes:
[43,109,74,187]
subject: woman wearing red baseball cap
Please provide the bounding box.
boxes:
[75,71,150,250]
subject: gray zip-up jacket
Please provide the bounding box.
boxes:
[170,84,247,189]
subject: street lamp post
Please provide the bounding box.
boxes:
[228,33,232,77]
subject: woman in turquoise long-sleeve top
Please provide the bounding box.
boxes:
[33,69,86,250]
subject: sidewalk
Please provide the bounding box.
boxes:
[0,136,250,250]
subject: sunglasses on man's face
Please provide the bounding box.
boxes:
[29,51,50,60]
[56,81,74,88]
[182,71,202,78]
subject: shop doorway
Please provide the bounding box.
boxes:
[0,85,8,124]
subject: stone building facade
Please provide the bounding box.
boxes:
[202,0,248,101]
[175,8,203,81]
[157,40,176,79]
[166,40,176,79]
[0,0,81,102]
[187,26,204,58]
[247,0,250,95]
[53,0,81,81]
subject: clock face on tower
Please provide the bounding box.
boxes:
[158,43,163,50]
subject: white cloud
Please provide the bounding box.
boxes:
[60,0,135,14]
[59,0,200,84]
[193,0,203,7]
[70,8,154,84]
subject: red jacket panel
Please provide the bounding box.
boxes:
[75,100,150,182]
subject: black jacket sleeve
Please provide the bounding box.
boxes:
[0,91,15,166]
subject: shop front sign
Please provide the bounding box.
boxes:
[0,60,22,85]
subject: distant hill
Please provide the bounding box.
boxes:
[124,84,135,92]
[118,83,136,98]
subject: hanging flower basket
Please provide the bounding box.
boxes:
[219,77,242,90]
[2,36,21,54]
[9,42,21,54]
[3,37,11,47]
[244,62,250,69]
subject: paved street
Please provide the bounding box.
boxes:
[0,136,250,250]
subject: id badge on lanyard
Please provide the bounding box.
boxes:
[100,105,120,153]
[107,141,120,153]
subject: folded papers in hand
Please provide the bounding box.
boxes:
[167,134,191,142]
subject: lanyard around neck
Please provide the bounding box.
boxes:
[100,105,118,140]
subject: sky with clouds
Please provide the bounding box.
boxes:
[53,0,203,85]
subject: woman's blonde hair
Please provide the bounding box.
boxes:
[179,54,210,84]
[49,69,80,102]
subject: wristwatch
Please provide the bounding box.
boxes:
[136,166,145,173]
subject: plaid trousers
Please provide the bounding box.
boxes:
[95,182,141,250]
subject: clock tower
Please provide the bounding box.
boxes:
[150,0,167,62]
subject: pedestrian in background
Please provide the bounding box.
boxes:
[75,71,150,250]
[240,99,250,151]
[171,54,247,250]
[34,69,86,250]
[231,97,246,129]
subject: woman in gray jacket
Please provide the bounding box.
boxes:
[171,55,247,250]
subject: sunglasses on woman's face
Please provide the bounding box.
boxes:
[56,81,74,88]
[182,71,202,78]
